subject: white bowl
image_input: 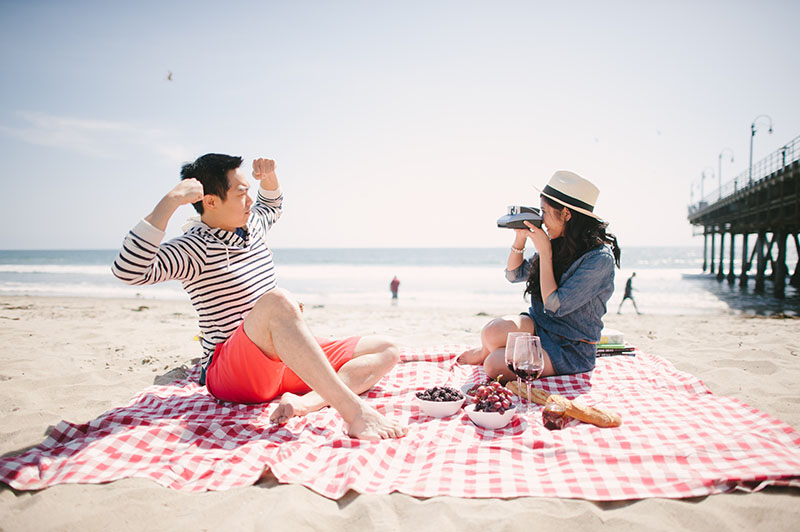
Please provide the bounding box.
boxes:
[464,403,516,430]
[461,381,487,399]
[415,395,466,418]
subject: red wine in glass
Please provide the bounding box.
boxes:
[504,332,531,395]
[514,362,542,381]
[513,336,544,416]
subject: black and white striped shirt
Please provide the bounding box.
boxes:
[112,188,283,383]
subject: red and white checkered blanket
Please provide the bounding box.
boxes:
[2,346,799,499]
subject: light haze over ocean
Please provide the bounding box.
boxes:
[1,247,797,316]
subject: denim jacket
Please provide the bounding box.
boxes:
[505,245,615,374]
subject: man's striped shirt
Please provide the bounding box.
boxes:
[112,188,283,383]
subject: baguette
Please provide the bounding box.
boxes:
[505,381,622,428]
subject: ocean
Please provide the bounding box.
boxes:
[0,247,798,316]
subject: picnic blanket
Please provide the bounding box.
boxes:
[2,346,799,500]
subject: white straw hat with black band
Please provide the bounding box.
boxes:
[534,170,603,221]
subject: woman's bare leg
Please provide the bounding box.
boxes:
[484,343,556,381]
[458,314,534,364]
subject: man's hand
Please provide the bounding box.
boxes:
[145,178,204,231]
[252,158,279,190]
[168,178,204,206]
[252,158,276,181]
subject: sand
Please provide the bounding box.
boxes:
[1,295,799,531]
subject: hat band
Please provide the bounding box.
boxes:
[541,185,594,212]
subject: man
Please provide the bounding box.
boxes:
[390,275,400,303]
[617,272,641,315]
[112,153,407,440]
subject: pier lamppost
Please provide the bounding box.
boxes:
[701,167,714,203]
[718,148,734,200]
[749,114,773,185]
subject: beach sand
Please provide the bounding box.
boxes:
[1,295,798,531]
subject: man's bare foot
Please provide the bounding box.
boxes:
[270,392,316,424]
[346,405,407,441]
[457,346,488,365]
[270,394,408,441]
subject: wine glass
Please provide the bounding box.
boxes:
[513,335,544,416]
[504,332,531,404]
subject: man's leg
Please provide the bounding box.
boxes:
[243,289,406,440]
[271,336,400,423]
[458,314,533,364]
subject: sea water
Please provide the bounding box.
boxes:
[0,247,797,316]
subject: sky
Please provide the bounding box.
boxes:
[1,0,798,249]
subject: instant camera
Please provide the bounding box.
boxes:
[496,205,542,229]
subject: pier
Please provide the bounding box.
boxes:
[687,134,800,298]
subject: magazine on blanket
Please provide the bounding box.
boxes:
[599,328,624,346]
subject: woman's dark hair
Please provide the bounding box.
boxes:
[180,153,244,214]
[525,196,621,301]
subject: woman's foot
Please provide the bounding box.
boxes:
[457,346,488,365]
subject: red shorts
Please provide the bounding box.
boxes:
[206,322,360,404]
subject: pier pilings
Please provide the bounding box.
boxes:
[689,137,800,299]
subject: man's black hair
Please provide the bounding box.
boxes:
[180,153,244,214]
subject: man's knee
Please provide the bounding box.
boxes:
[375,337,401,367]
[382,339,401,366]
[356,335,401,366]
[252,288,302,319]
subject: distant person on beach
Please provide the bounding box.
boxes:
[390,275,400,303]
[112,154,406,440]
[617,272,641,314]
[458,171,620,379]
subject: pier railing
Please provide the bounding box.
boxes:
[691,134,800,210]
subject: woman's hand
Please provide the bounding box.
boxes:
[512,228,530,248]
[525,221,557,302]
[524,222,552,259]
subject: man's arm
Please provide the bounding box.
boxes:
[252,157,279,192]
[144,178,204,231]
[251,157,283,229]
[112,179,204,285]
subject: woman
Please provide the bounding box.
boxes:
[459,170,620,380]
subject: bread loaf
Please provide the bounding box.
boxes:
[505,381,622,428]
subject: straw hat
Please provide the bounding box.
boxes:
[535,170,602,220]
